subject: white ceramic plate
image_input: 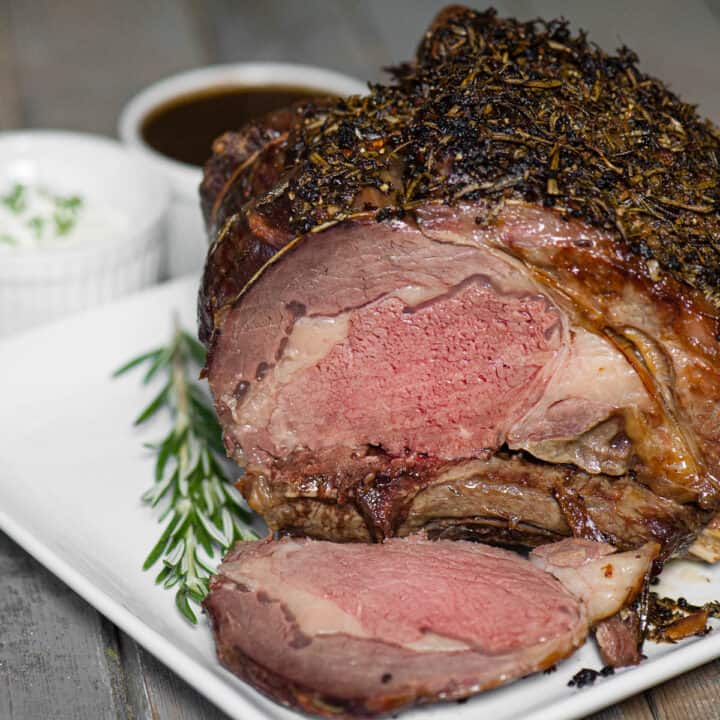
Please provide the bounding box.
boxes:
[1,275,719,720]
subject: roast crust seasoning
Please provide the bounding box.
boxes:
[249,7,720,306]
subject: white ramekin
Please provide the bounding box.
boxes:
[0,131,169,337]
[118,63,368,278]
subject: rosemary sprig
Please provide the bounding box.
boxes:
[114,323,258,623]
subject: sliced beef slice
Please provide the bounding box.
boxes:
[205,535,655,717]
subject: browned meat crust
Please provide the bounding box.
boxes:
[595,610,644,667]
[205,575,362,718]
[199,6,720,343]
[239,452,706,563]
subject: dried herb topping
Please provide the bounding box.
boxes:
[567,665,614,688]
[271,6,720,304]
[646,591,719,642]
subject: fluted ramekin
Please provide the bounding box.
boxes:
[0,131,169,337]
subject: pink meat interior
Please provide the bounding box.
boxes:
[264,538,581,653]
[274,281,561,458]
[207,221,600,466]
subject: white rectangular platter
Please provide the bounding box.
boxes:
[1,275,718,720]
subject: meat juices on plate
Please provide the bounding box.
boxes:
[197,4,720,715]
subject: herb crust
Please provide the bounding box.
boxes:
[265,6,720,305]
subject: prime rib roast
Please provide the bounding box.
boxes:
[198,5,720,715]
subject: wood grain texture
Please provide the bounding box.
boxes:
[118,635,230,720]
[647,658,720,720]
[194,0,391,81]
[0,3,22,128]
[6,0,209,135]
[511,0,720,123]
[0,533,130,720]
[707,0,720,23]
[586,694,657,720]
[2,1,720,719]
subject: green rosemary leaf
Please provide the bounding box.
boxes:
[191,421,226,457]
[187,587,208,605]
[166,536,186,566]
[189,424,224,457]
[154,564,172,585]
[154,433,175,483]
[170,425,188,456]
[234,517,258,541]
[147,469,176,507]
[142,511,181,570]
[196,508,229,547]
[208,474,226,506]
[166,513,191,554]
[222,481,246,508]
[197,557,216,577]
[158,502,174,523]
[200,447,212,478]
[189,395,223,430]
[221,507,236,542]
[112,348,163,377]
[201,479,215,516]
[142,346,172,384]
[192,517,215,557]
[181,331,208,367]
[221,483,255,523]
[134,382,170,425]
[165,572,183,591]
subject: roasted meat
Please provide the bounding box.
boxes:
[204,535,656,717]
[198,7,720,560]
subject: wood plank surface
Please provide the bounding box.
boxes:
[194,0,392,82]
[646,658,720,720]
[0,533,129,720]
[0,2,22,130]
[1,1,719,719]
[118,635,230,720]
[6,0,209,136]
[587,695,657,720]
[518,0,720,122]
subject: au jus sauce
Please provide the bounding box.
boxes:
[141,85,324,167]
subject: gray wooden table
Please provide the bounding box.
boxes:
[2,1,720,718]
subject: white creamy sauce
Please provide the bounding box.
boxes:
[0,181,128,250]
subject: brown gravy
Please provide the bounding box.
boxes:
[141,85,324,167]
